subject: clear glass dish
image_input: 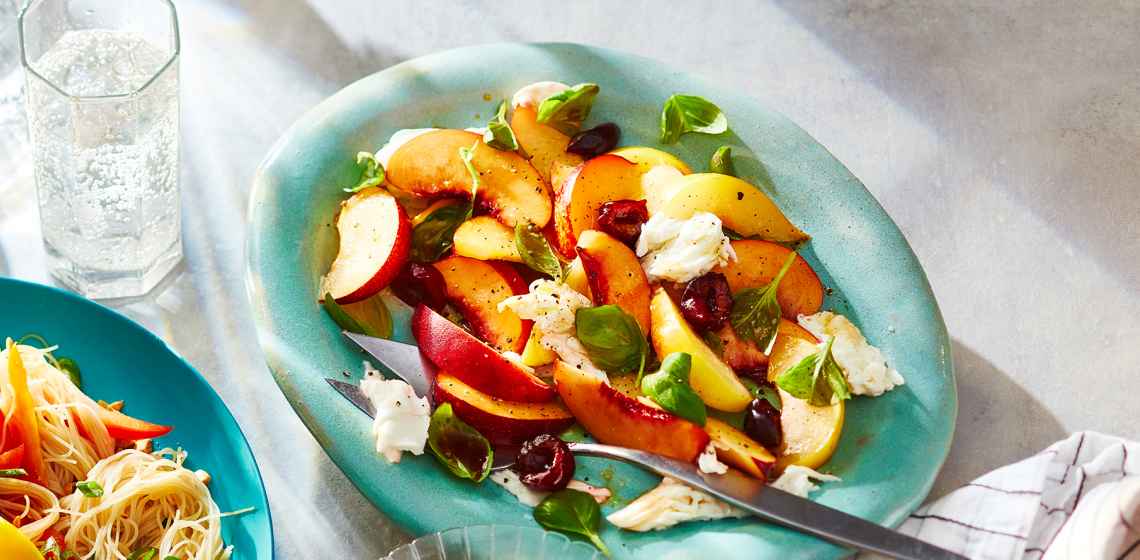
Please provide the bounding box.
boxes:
[383,525,603,560]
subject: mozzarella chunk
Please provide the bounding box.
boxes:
[697,442,729,475]
[607,477,744,531]
[499,280,606,380]
[797,311,905,396]
[359,363,430,463]
[511,81,570,109]
[491,469,612,507]
[635,212,736,283]
[770,465,840,497]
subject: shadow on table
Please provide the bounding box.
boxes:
[928,339,1066,499]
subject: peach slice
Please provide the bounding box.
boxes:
[511,105,584,191]
[553,360,709,462]
[767,319,845,470]
[411,304,555,403]
[576,230,652,334]
[554,154,643,256]
[321,187,411,303]
[706,418,776,480]
[431,255,531,353]
[649,288,752,412]
[660,173,809,243]
[385,129,552,228]
[609,146,692,175]
[519,329,557,367]
[564,258,592,299]
[453,216,522,263]
[433,372,575,445]
[717,240,824,319]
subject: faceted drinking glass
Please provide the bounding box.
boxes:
[19,0,180,299]
[0,0,28,187]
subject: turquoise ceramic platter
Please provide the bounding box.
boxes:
[0,277,273,559]
[246,43,955,559]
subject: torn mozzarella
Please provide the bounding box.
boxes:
[770,465,840,497]
[607,477,745,531]
[492,469,612,507]
[697,443,729,475]
[499,280,606,379]
[797,311,905,396]
[511,81,570,109]
[636,212,736,283]
[359,363,430,463]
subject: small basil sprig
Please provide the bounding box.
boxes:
[343,151,385,193]
[484,99,518,151]
[575,305,647,376]
[640,352,706,425]
[741,378,782,411]
[775,336,851,407]
[76,480,103,498]
[427,403,493,483]
[515,221,563,282]
[56,357,81,388]
[322,293,392,338]
[534,489,611,556]
[537,83,600,135]
[709,146,736,176]
[409,144,480,262]
[660,94,728,144]
[729,251,798,354]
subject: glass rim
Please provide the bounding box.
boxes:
[17,0,181,101]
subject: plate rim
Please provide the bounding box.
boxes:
[0,276,277,559]
[246,40,957,553]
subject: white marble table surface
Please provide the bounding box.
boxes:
[1,1,1138,557]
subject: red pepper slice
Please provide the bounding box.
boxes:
[0,444,24,470]
[96,407,172,440]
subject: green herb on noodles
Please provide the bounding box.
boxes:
[659,94,728,144]
[76,480,104,498]
[709,145,736,176]
[515,221,563,282]
[534,489,611,556]
[537,83,600,135]
[775,336,851,407]
[729,251,798,354]
[0,468,27,477]
[484,99,518,151]
[575,305,647,376]
[640,352,706,425]
[125,548,158,560]
[343,151,385,193]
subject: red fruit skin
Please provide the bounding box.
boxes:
[333,202,412,304]
[412,304,556,403]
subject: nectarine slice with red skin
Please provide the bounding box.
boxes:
[511,105,584,191]
[576,230,652,334]
[432,372,575,445]
[412,304,556,403]
[706,417,776,480]
[431,255,532,354]
[554,154,643,257]
[322,187,411,304]
[767,319,845,471]
[717,240,824,319]
[385,129,552,228]
[553,361,709,462]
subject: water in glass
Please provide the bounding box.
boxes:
[0,0,27,179]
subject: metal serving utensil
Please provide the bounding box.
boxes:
[331,331,966,560]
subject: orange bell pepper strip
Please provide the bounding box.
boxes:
[6,340,43,481]
[0,444,23,470]
[96,407,172,440]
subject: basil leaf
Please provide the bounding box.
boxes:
[0,468,26,477]
[775,336,851,407]
[126,548,157,560]
[641,352,706,425]
[575,305,647,374]
[729,251,798,354]
[323,294,393,339]
[56,357,81,388]
[659,94,728,144]
[534,489,611,556]
[741,378,782,411]
[322,293,369,335]
[709,145,736,176]
[76,480,103,498]
[515,221,563,282]
[427,403,493,483]
[484,100,518,151]
[343,151,385,193]
[537,83,600,135]
[410,144,480,262]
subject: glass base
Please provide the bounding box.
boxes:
[47,238,182,300]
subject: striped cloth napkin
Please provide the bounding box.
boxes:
[866,432,1140,559]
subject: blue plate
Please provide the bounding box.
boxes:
[247,43,955,559]
[0,277,273,559]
